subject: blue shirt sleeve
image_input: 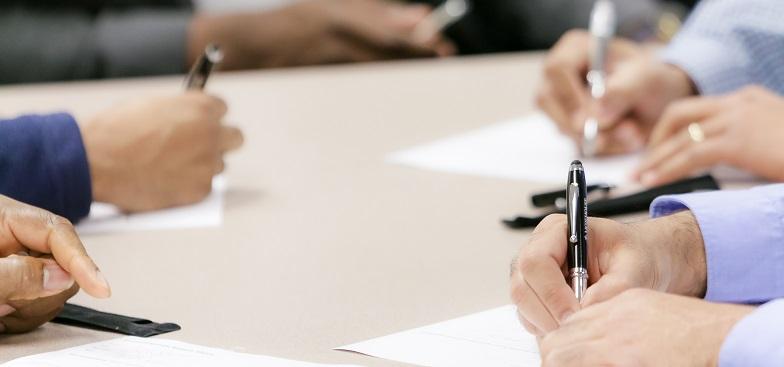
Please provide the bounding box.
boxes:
[0,113,93,222]
[650,186,784,366]
[659,0,784,95]
[719,299,784,367]
[650,184,784,303]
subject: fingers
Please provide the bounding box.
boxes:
[511,215,581,334]
[596,58,648,128]
[0,201,111,298]
[539,30,592,138]
[593,119,646,156]
[511,277,559,334]
[332,3,440,58]
[537,83,575,137]
[0,256,73,302]
[581,274,635,307]
[648,97,721,147]
[183,92,228,121]
[634,119,726,185]
[219,126,244,152]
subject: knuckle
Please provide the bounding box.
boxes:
[539,214,567,228]
[562,29,588,44]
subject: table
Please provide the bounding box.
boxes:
[0,52,551,365]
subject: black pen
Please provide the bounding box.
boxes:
[184,44,223,90]
[566,160,589,302]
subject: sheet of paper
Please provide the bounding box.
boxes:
[388,113,639,185]
[337,305,540,367]
[3,337,361,367]
[76,176,225,235]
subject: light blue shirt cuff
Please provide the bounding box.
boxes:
[660,35,750,96]
[651,185,784,303]
[719,299,784,367]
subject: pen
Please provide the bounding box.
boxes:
[184,44,223,90]
[412,0,471,43]
[566,160,589,302]
[582,0,616,158]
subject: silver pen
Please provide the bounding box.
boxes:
[582,0,617,158]
[412,0,471,43]
[184,44,223,91]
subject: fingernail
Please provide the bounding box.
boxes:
[95,270,112,297]
[641,172,658,186]
[0,304,15,318]
[43,264,74,292]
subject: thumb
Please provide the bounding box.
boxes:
[597,61,648,129]
[0,256,74,303]
[581,274,636,307]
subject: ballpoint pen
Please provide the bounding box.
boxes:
[582,0,616,157]
[184,43,223,91]
[412,0,471,43]
[566,160,589,302]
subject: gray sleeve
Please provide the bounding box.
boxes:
[0,6,191,84]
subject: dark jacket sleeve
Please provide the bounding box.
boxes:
[0,4,191,84]
[0,113,93,222]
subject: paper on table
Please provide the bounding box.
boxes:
[337,305,540,367]
[2,336,362,367]
[76,176,225,235]
[388,113,639,185]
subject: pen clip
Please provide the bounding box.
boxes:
[567,183,579,244]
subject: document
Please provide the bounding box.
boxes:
[2,337,361,367]
[76,176,225,235]
[388,114,639,185]
[337,305,540,367]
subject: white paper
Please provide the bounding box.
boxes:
[337,306,540,367]
[76,176,225,235]
[388,114,639,185]
[3,337,361,367]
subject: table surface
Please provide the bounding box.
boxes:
[0,52,617,365]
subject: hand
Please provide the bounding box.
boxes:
[0,195,111,334]
[509,212,707,336]
[539,288,753,367]
[536,30,695,155]
[188,0,455,69]
[634,86,784,186]
[81,92,244,212]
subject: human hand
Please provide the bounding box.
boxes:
[188,0,455,69]
[634,86,784,186]
[536,30,694,155]
[0,195,111,334]
[81,92,243,212]
[539,288,753,366]
[510,212,706,336]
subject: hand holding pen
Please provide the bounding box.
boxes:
[535,4,695,156]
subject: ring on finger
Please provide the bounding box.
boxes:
[687,122,705,143]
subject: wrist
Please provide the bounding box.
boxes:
[662,63,697,99]
[78,121,113,204]
[652,210,708,297]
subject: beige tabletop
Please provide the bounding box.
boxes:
[0,52,595,365]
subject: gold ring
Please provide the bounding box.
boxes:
[687,122,705,143]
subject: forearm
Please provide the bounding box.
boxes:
[0,114,93,222]
[651,184,784,303]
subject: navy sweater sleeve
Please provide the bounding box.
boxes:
[0,113,93,222]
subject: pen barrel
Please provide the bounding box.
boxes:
[567,168,588,270]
